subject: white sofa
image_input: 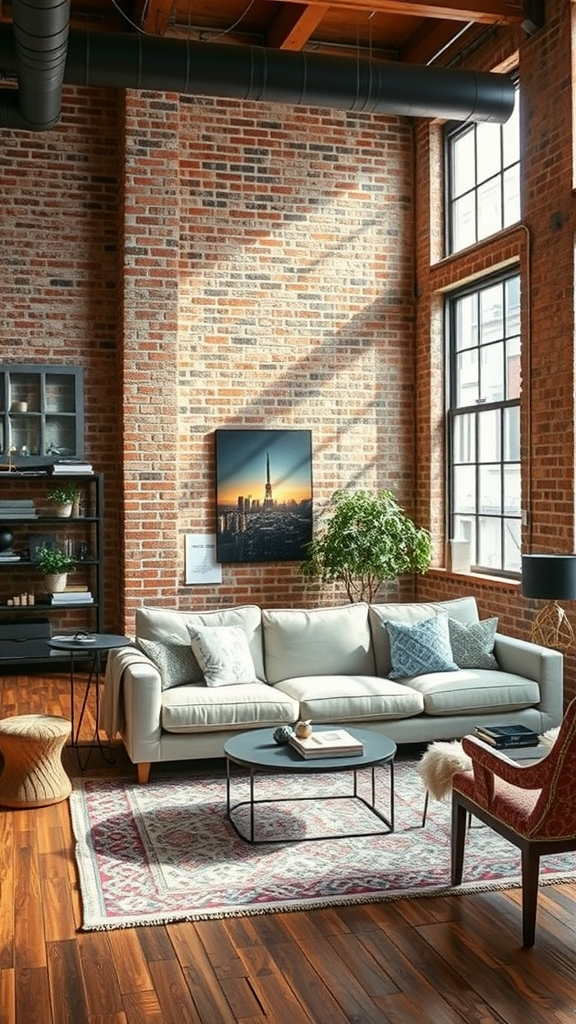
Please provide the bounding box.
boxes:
[101,596,563,782]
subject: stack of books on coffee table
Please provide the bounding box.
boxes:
[474,724,540,749]
[288,728,364,759]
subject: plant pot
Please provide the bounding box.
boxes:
[44,573,67,593]
[54,502,73,518]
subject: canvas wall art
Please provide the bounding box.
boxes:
[215,429,313,563]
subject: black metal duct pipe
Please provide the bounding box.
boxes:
[6,0,70,131]
[0,26,515,130]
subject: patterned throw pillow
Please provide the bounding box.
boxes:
[385,615,459,679]
[137,634,202,690]
[448,617,499,670]
[187,624,259,687]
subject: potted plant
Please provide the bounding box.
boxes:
[301,489,432,602]
[48,482,82,518]
[36,545,77,593]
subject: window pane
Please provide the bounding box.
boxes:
[481,341,504,402]
[480,283,504,344]
[478,516,502,569]
[456,349,479,405]
[453,412,476,463]
[503,164,520,227]
[476,123,501,183]
[503,464,521,514]
[479,465,502,514]
[454,293,478,351]
[452,514,474,545]
[505,276,521,335]
[503,99,520,166]
[503,517,521,573]
[478,409,500,462]
[452,129,476,196]
[477,177,502,240]
[506,337,521,399]
[453,465,476,514]
[452,192,476,251]
[504,405,520,460]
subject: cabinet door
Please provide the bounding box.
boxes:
[0,364,84,469]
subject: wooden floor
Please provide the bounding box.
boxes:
[1,671,576,1024]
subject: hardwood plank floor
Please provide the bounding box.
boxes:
[0,669,576,1024]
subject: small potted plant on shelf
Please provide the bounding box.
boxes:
[48,482,82,518]
[36,545,77,593]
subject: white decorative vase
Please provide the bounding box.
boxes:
[55,502,73,518]
[45,573,67,593]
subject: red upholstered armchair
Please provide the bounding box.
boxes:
[451,697,576,947]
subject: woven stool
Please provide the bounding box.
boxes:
[0,714,72,808]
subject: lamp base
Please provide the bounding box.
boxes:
[530,601,574,651]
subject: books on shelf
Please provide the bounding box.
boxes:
[48,460,93,474]
[475,724,540,749]
[49,591,94,605]
[0,553,21,562]
[0,499,37,518]
[288,728,364,759]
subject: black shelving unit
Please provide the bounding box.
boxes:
[0,472,103,666]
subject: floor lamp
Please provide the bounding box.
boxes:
[521,554,576,651]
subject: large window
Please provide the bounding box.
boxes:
[447,273,521,574]
[446,86,520,254]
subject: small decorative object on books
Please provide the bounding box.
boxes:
[288,728,364,759]
[474,724,540,749]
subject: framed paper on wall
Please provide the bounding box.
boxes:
[215,429,313,563]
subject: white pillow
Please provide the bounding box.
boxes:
[187,624,259,687]
[137,635,202,690]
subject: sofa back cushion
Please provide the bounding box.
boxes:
[369,596,479,677]
[262,603,374,684]
[135,604,266,682]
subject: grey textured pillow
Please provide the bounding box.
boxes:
[448,617,499,670]
[137,634,202,690]
[187,624,258,687]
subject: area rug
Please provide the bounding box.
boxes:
[69,757,576,931]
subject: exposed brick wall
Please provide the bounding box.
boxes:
[119,92,417,625]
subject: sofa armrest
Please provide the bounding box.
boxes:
[102,648,163,762]
[493,633,563,727]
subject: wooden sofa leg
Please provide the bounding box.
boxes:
[137,762,151,784]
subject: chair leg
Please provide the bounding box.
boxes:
[521,846,540,947]
[451,797,468,885]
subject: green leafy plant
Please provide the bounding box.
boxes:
[36,545,77,575]
[301,489,432,602]
[48,482,81,506]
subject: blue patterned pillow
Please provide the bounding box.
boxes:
[385,615,459,679]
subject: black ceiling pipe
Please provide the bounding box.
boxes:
[0,25,515,130]
[10,0,70,131]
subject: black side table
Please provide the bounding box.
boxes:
[48,633,131,769]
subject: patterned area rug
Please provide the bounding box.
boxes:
[69,757,576,931]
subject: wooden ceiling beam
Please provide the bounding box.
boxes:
[400,18,470,61]
[277,0,527,27]
[133,0,174,36]
[268,3,331,50]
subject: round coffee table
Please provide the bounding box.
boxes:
[224,725,396,844]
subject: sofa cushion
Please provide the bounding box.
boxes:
[273,675,424,722]
[188,625,259,687]
[448,617,499,670]
[385,615,459,679]
[161,682,299,733]
[135,604,266,682]
[262,604,374,684]
[406,669,540,716]
[137,635,202,689]
[369,597,479,677]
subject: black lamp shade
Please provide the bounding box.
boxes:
[521,554,576,601]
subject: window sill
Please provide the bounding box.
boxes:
[427,567,521,591]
